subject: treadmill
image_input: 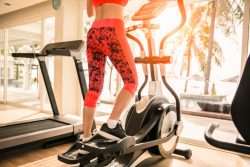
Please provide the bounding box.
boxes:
[0,40,87,152]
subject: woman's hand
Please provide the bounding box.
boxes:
[87,0,94,17]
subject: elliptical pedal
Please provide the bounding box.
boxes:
[84,136,136,155]
[58,136,136,166]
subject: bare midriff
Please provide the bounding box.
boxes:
[95,3,124,20]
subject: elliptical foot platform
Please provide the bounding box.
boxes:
[58,136,136,166]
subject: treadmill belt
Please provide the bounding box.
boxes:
[0,119,68,139]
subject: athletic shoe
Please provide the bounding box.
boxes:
[99,122,127,139]
[79,123,127,154]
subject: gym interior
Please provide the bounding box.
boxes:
[0,0,250,166]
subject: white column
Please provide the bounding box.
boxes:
[54,0,84,116]
[241,1,250,74]
[3,29,8,104]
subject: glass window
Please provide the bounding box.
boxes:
[7,21,42,108]
[125,0,245,118]
[169,0,244,116]
[0,17,55,112]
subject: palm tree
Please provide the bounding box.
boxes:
[199,0,244,94]
[204,0,217,95]
[178,2,223,94]
[168,0,244,95]
[182,3,207,92]
[216,0,244,35]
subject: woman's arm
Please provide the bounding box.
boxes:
[87,0,94,17]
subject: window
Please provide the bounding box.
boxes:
[127,0,245,118]
[0,17,55,113]
[5,21,41,109]
[165,0,245,117]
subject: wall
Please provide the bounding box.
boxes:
[0,1,54,29]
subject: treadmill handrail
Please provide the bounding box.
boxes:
[41,40,83,56]
[12,53,42,58]
[12,40,84,58]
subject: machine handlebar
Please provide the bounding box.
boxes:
[135,56,172,64]
[12,53,40,58]
[126,0,186,59]
[132,0,168,21]
[12,40,84,58]
[41,40,83,56]
[159,0,186,53]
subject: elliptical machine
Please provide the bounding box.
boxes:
[205,56,250,155]
[58,0,192,166]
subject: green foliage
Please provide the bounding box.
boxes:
[216,0,244,35]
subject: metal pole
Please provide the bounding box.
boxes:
[40,19,45,111]
[38,57,59,116]
[145,21,157,81]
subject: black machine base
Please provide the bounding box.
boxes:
[205,124,250,154]
[58,122,191,166]
[236,136,250,145]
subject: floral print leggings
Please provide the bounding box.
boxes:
[84,19,138,108]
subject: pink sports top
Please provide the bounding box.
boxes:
[93,0,128,7]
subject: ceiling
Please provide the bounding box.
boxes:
[0,0,48,15]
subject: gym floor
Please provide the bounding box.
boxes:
[0,103,250,167]
[0,143,249,167]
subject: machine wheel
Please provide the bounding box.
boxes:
[148,109,178,158]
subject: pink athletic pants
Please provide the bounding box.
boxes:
[84,19,138,108]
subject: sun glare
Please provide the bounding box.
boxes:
[153,6,181,40]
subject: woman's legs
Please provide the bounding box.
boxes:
[83,27,107,138]
[83,19,137,139]
[108,27,138,125]
[83,107,95,138]
[83,61,106,138]
[109,88,133,121]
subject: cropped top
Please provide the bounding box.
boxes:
[93,0,128,7]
